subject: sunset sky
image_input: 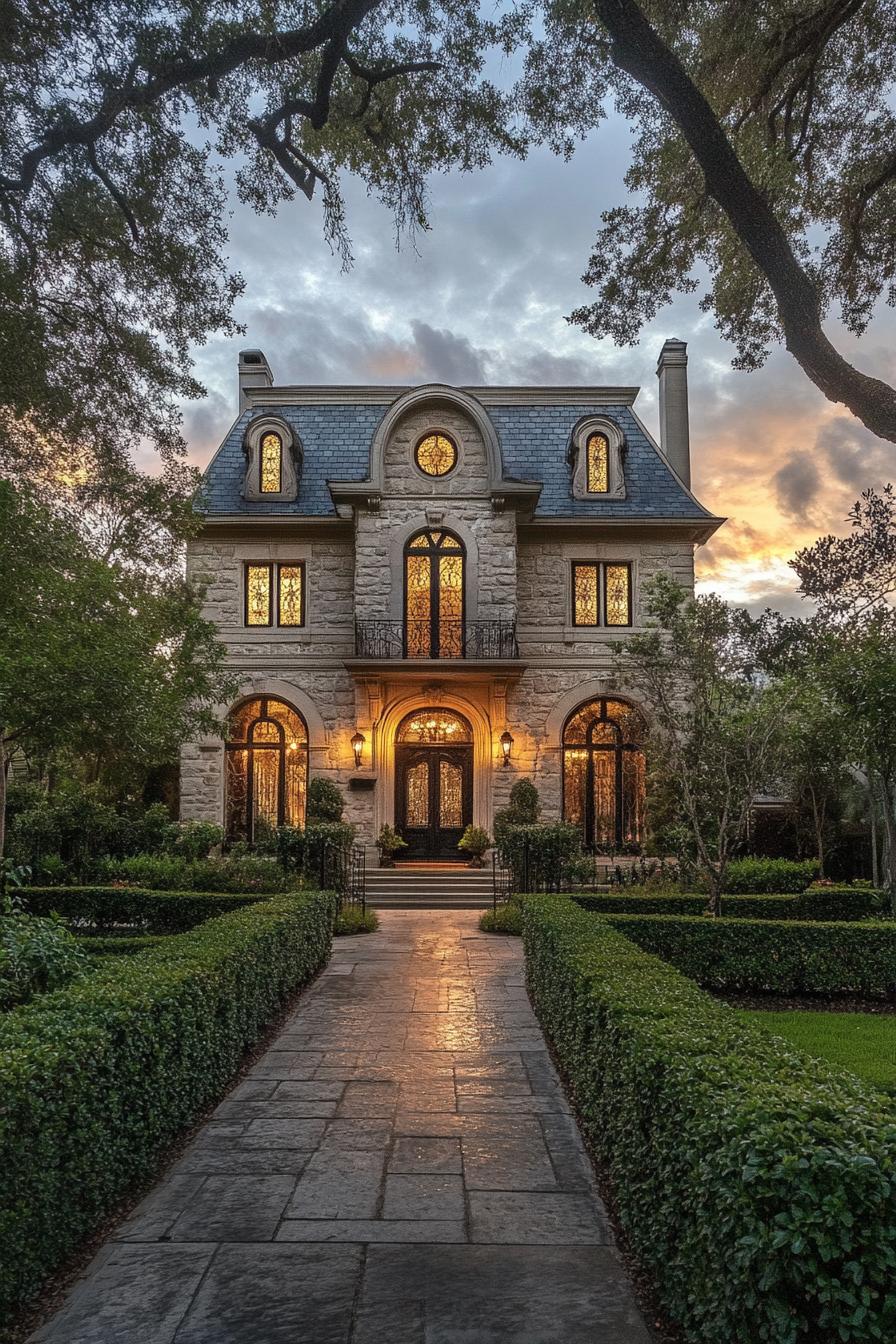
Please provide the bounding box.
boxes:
[184,118,896,617]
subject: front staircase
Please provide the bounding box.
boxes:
[365,862,499,909]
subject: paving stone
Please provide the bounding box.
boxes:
[286,1150,385,1219]
[116,1176,206,1242]
[277,1219,466,1243]
[462,1131,558,1192]
[388,1136,463,1175]
[469,1191,612,1244]
[382,1173,466,1220]
[167,1176,295,1241]
[172,1147,311,1177]
[214,1098,339,1121]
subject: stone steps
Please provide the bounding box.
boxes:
[365,865,498,909]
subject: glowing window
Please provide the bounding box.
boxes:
[586,433,609,493]
[397,709,472,744]
[562,697,646,851]
[260,432,282,493]
[245,562,305,627]
[569,561,632,627]
[277,564,304,627]
[604,564,631,626]
[225,696,308,842]
[572,563,599,627]
[415,433,457,477]
[246,564,272,626]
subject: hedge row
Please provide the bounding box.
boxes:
[604,912,896,997]
[0,888,336,1320]
[22,886,265,932]
[522,895,896,1343]
[574,887,878,921]
[77,935,166,957]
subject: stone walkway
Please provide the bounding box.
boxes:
[32,911,651,1344]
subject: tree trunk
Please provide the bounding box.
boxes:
[0,735,7,862]
[878,778,896,917]
[705,870,723,918]
[870,785,880,889]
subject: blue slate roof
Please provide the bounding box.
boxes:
[197,397,712,520]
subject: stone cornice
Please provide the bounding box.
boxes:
[244,384,641,407]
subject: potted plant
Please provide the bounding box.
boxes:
[458,825,491,869]
[376,824,408,868]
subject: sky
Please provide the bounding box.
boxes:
[183,115,896,618]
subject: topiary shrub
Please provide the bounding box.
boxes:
[303,821,356,885]
[574,888,878,921]
[22,887,265,933]
[723,856,819,893]
[306,777,346,822]
[500,821,583,892]
[493,779,540,848]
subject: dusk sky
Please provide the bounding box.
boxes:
[184,115,896,618]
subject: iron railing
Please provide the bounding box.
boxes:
[355,618,518,661]
[318,841,366,912]
[496,839,630,900]
[491,852,514,911]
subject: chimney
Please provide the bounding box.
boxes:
[238,349,273,411]
[656,338,690,487]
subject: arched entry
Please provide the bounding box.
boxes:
[404,528,465,658]
[562,698,646,850]
[395,709,473,859]
[225,696,308,842]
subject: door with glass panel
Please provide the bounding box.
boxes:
[394,709,474,859]
[404,529,465,658]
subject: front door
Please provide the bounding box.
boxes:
[395,745,473,859]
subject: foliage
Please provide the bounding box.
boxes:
[723,857,819,894]
[96,853,294,893]
[618,575,788,914]
[171,821,224,861]
[493,778,541,848]
[303,822,357,885]
[274,826,306,873]
[479,901,523,935]
[500,821,584,892]
[522,894,896,1343]
[376,823,408,855]
[743,1010,896,1095]
[22,887,266,933]
[334,906,379,935]
[0,915,89,1008]
[457,824,491,857]
[604,913,896,998]
[0,889,336,1320]
[574,889,878,923]
[306,777,346,823]
[77,936,166,957]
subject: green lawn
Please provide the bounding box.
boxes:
[742,1009,896,1093]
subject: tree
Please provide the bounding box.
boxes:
[0,0,519,472]
[0,480,234,857]
[767,677,848,875]
[526,0,896,441]
[793,484,896,620]
[618,574,786,915]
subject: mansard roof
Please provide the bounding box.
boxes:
[197,384,717,522]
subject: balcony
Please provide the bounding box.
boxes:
[354,618,519,661]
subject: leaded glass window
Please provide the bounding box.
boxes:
[246,564,272,626]
[397,710,472,744]
[569,561,632,627]
[586,433,609,493]
[260,432,282,493]
[403,529,466,658]
[225,696,308,842]
[604,564,631,626]
[245,562,305,627]
[562,697,646,851]
[406,760,430,826]
[278,564,304,627]
[572,563,599,626]
[415,433,457,477]
[439,759,463,827]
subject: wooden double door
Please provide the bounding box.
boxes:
[395,745,473,860]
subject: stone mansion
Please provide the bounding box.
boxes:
[180,342,723,859]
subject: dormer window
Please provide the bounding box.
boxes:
[260,433,282,493]
[571,416,626,500]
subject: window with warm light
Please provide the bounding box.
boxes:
[245,562,305,627]
[586,433,609,493]
[225,696,308,842]
[259,432,283,493]
[571,562,631,627]
[415,433,457,477]
[562,697,645,850]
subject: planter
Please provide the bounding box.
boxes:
[378,855,396,868]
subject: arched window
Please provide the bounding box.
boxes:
[404,529,465,658]
[562,698,645,850]
[225,696,307,842]
[260,432,282,493]
[586,433,609,493]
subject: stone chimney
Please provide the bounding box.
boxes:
[656,338,690,487]
[238,349,274,411]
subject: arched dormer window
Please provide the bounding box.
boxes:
[242,416,300,502]
[570,417,626,500]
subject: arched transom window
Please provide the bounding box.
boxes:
[225,696,307,842]
[404,529,465,658]
[396,710,473,744]
[562,698,645,850]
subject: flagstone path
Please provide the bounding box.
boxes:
[32,910,651,1344]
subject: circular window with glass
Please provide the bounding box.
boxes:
[414,432,458,478]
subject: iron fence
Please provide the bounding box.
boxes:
[318,841,366,912]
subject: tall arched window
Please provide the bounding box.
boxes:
[259,432,282,493]
[404,529,466,658]
[562,698,645,850]
[225,696,308,842]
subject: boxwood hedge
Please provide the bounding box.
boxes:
[574,888,878,921]
[604,912,896,997]
[0,888,335,1320]
[22,885,264,933]
[522,895,896,1343]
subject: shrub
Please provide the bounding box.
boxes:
[77,936,165,957]
[522,894,896,1344]
[723,856,819,893]
[499,821,583,892]
[169,820,224,861]
[275,825,306,873]
[602,912,896,997]
[334,906,379,935]
[493,778,540,848]
[0,916,89,1008]
[306,776,346,822]
[303,821,356,884]
[22,887,264,934]
[0,889,336,1320]
[574,888,878,921]
[458,825,491,860]
[95,852,295,892]
[479,901,523,935]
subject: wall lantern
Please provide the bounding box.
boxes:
[500,729,514,768]
[351,730,366,769]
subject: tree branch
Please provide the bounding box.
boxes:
[594,0,896,444]
[85,144,140,241]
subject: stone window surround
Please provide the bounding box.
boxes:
[242,415,301,503]
[243,559,306,629]
[228,542,323,639]
[386,514,482,623]
[570,415,627,501]
[412,426,462,482]
[562,541,638,637]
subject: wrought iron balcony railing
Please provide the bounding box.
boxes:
[354,618,519,660]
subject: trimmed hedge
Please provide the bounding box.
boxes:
[0,889,336,1320]
[22,886,264,933]
[603,912,896,997]
[574,888,878,921]
[77,935,166,957]
[523,895,896,1343]
[723,857,819,893]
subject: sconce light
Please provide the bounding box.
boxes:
[500,729,513,768]
[350,730,365,769]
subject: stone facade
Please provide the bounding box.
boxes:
[180,366,721,854]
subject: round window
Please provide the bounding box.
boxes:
[415,433,458,477]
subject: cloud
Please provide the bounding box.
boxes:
[772,451,822,520]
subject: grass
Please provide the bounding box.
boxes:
[742,1008,896,1094]
[334,906,379,935]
